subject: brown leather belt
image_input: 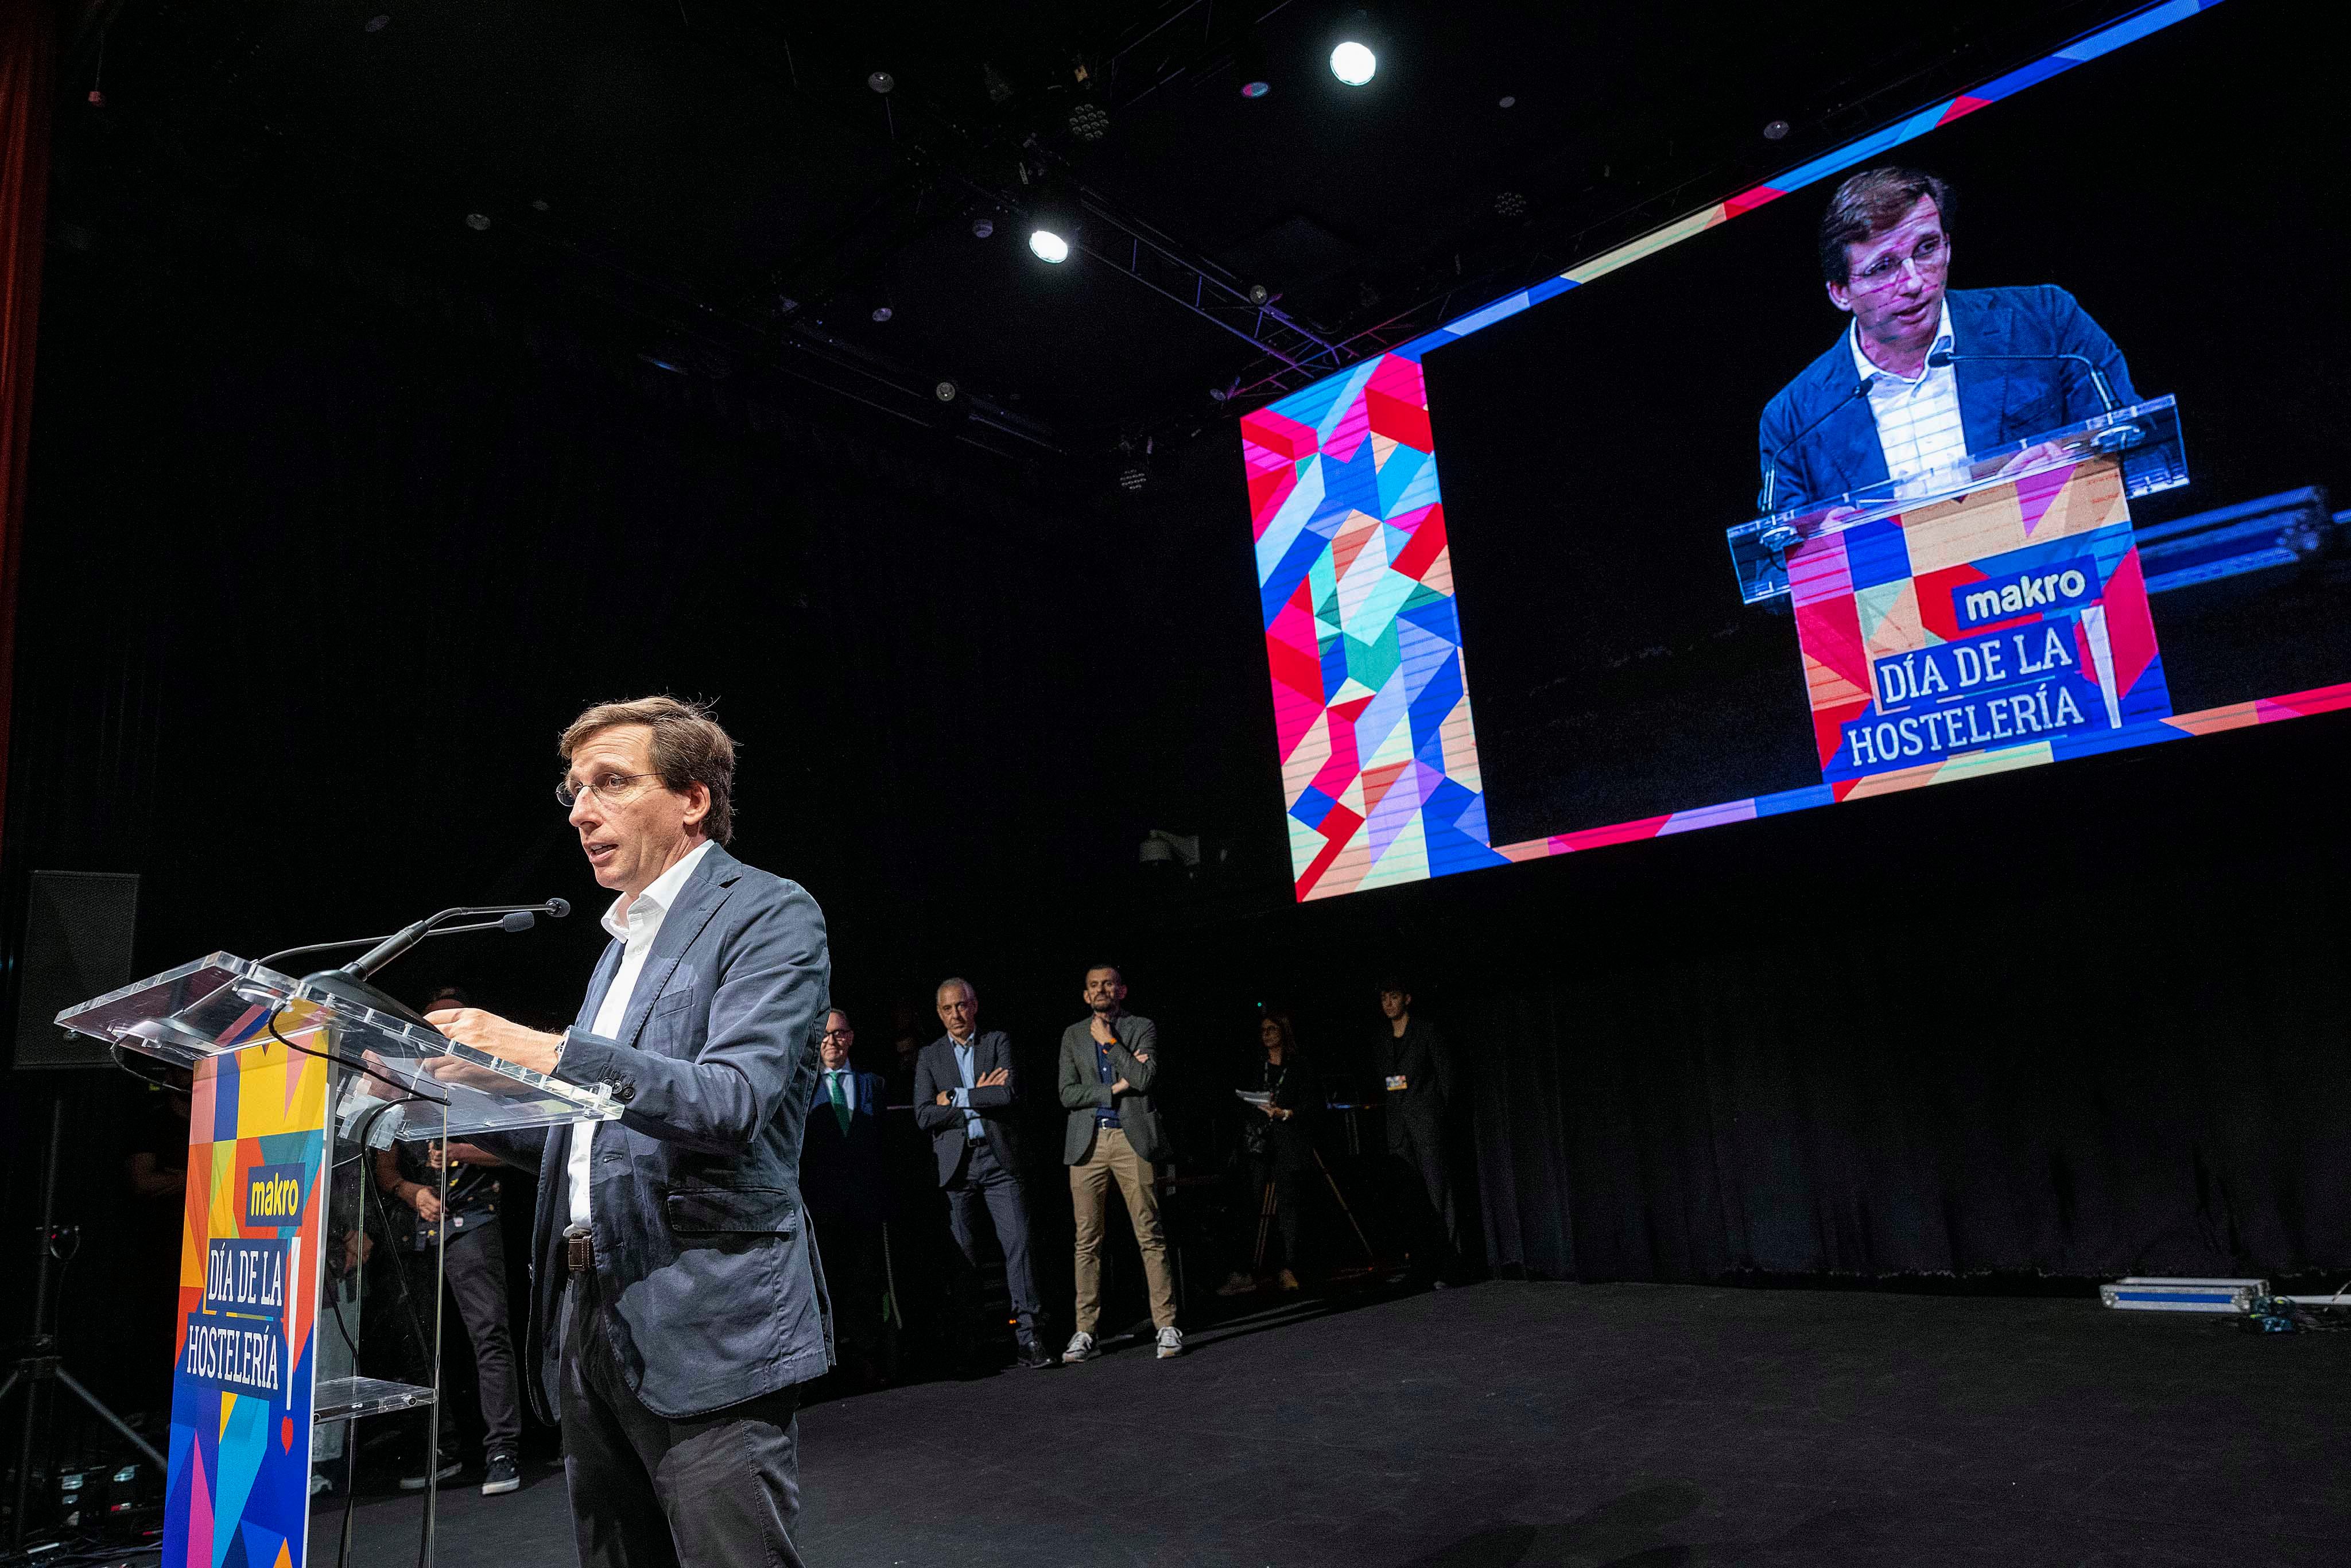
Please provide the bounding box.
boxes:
[564,1227,594,1273]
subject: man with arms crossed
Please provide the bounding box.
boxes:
[429,696,832,1568]
[1058,964,1182,1363]
[1758,166,2139,513]
[914,979,1054,1371]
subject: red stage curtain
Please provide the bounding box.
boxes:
[0,0,56,855]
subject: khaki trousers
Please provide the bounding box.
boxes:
[1070,1125,1177,1333]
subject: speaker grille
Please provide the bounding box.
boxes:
[14,871,141,1071]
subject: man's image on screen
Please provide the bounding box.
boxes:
[1756,166,2139,514]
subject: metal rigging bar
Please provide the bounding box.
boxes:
[1071,191,1346,377]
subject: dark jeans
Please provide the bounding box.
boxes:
[397,1215,521,1461]
[559,1274,804,1568]
[447,1218,522,1456]
[942,1138,1042,1340]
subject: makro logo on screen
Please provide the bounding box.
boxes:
[244,1163,308,1228]
[1954,561,2097,628]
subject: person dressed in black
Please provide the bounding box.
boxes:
[801,1009,893,1388]
[1374,978,1458,1285]
[374,1127,525,1496]
[1220,1010,1324,1296]
[913,977,1052,1371]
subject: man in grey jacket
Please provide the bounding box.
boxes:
[429,696,831,1568]
[1057,964,1182,1362]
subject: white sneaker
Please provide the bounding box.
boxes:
[1062,1332,1100,1364]
[1154,1326,1184,1360]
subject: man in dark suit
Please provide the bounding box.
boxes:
[802,1008,890,1387]
[1056,964,1181,1363]
[1758,166,2139,514]
[913,978,1052,1369]
[428,696,831,1568]
[1374,977,1457,1286]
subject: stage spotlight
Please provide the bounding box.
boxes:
[465,212,491,231]
[1240,79,1271,99]
[1329,40,1376,86]
[933,379,960,403]
[1069,102,1109,141]
[871,304,893,323]
[1029,227,1071,263]
[867,71,894,94]
[1764,119,1791,141]
[972,216,995,238]
[1495,191,1527,219]
[1247,283,1270,305]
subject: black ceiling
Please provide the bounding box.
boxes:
[49,0,2135,468]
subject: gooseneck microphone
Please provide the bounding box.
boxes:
[257,907,553,972]
[285,899,572,1026]
[1759,374,1877,514]
[340,900,572,983]
[1924,348,2117,414]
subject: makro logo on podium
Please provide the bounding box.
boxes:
[244,1163,308,1228]
[1955,562,2096,629]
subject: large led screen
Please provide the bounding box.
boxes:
[1245,0,2351,901]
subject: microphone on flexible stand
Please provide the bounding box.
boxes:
[289,899,572,1025]
[1758,373,1877,526]
[1923,348,2143,453]
[258,909,545,973]
[1923,347,2117,413]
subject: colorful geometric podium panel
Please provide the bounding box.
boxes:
[165,1042,330,1568]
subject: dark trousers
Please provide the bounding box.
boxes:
[1387,1120,1458,1278]
[446,1219,523,1457]
[559,1275,804,1568]
[397,1217,520,1461]
[942,1138,1042,1340]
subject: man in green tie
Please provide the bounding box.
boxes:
[802,1010,892,1387]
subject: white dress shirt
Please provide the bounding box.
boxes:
[1853,301,1968,488]
[566,839,716,1230]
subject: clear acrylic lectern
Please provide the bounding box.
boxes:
[57,954,618,1568]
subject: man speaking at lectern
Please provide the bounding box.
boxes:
[1757,166,2139,513]
[428,696,832,1568]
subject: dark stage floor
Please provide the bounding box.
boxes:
[338,1282,2350,1566]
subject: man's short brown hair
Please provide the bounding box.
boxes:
[559,696,738,845]
[1818,166,1952,285]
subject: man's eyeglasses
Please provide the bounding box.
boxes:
[556,772,660,809]
[1850,234,1947,293]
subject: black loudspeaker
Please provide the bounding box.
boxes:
[12,870,140,1070]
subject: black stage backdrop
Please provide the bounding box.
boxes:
[9,96,2351,1426]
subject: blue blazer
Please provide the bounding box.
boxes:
[1757,285,2139,513]
[524,843,834,1420]
[912,1030,1025,1183]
